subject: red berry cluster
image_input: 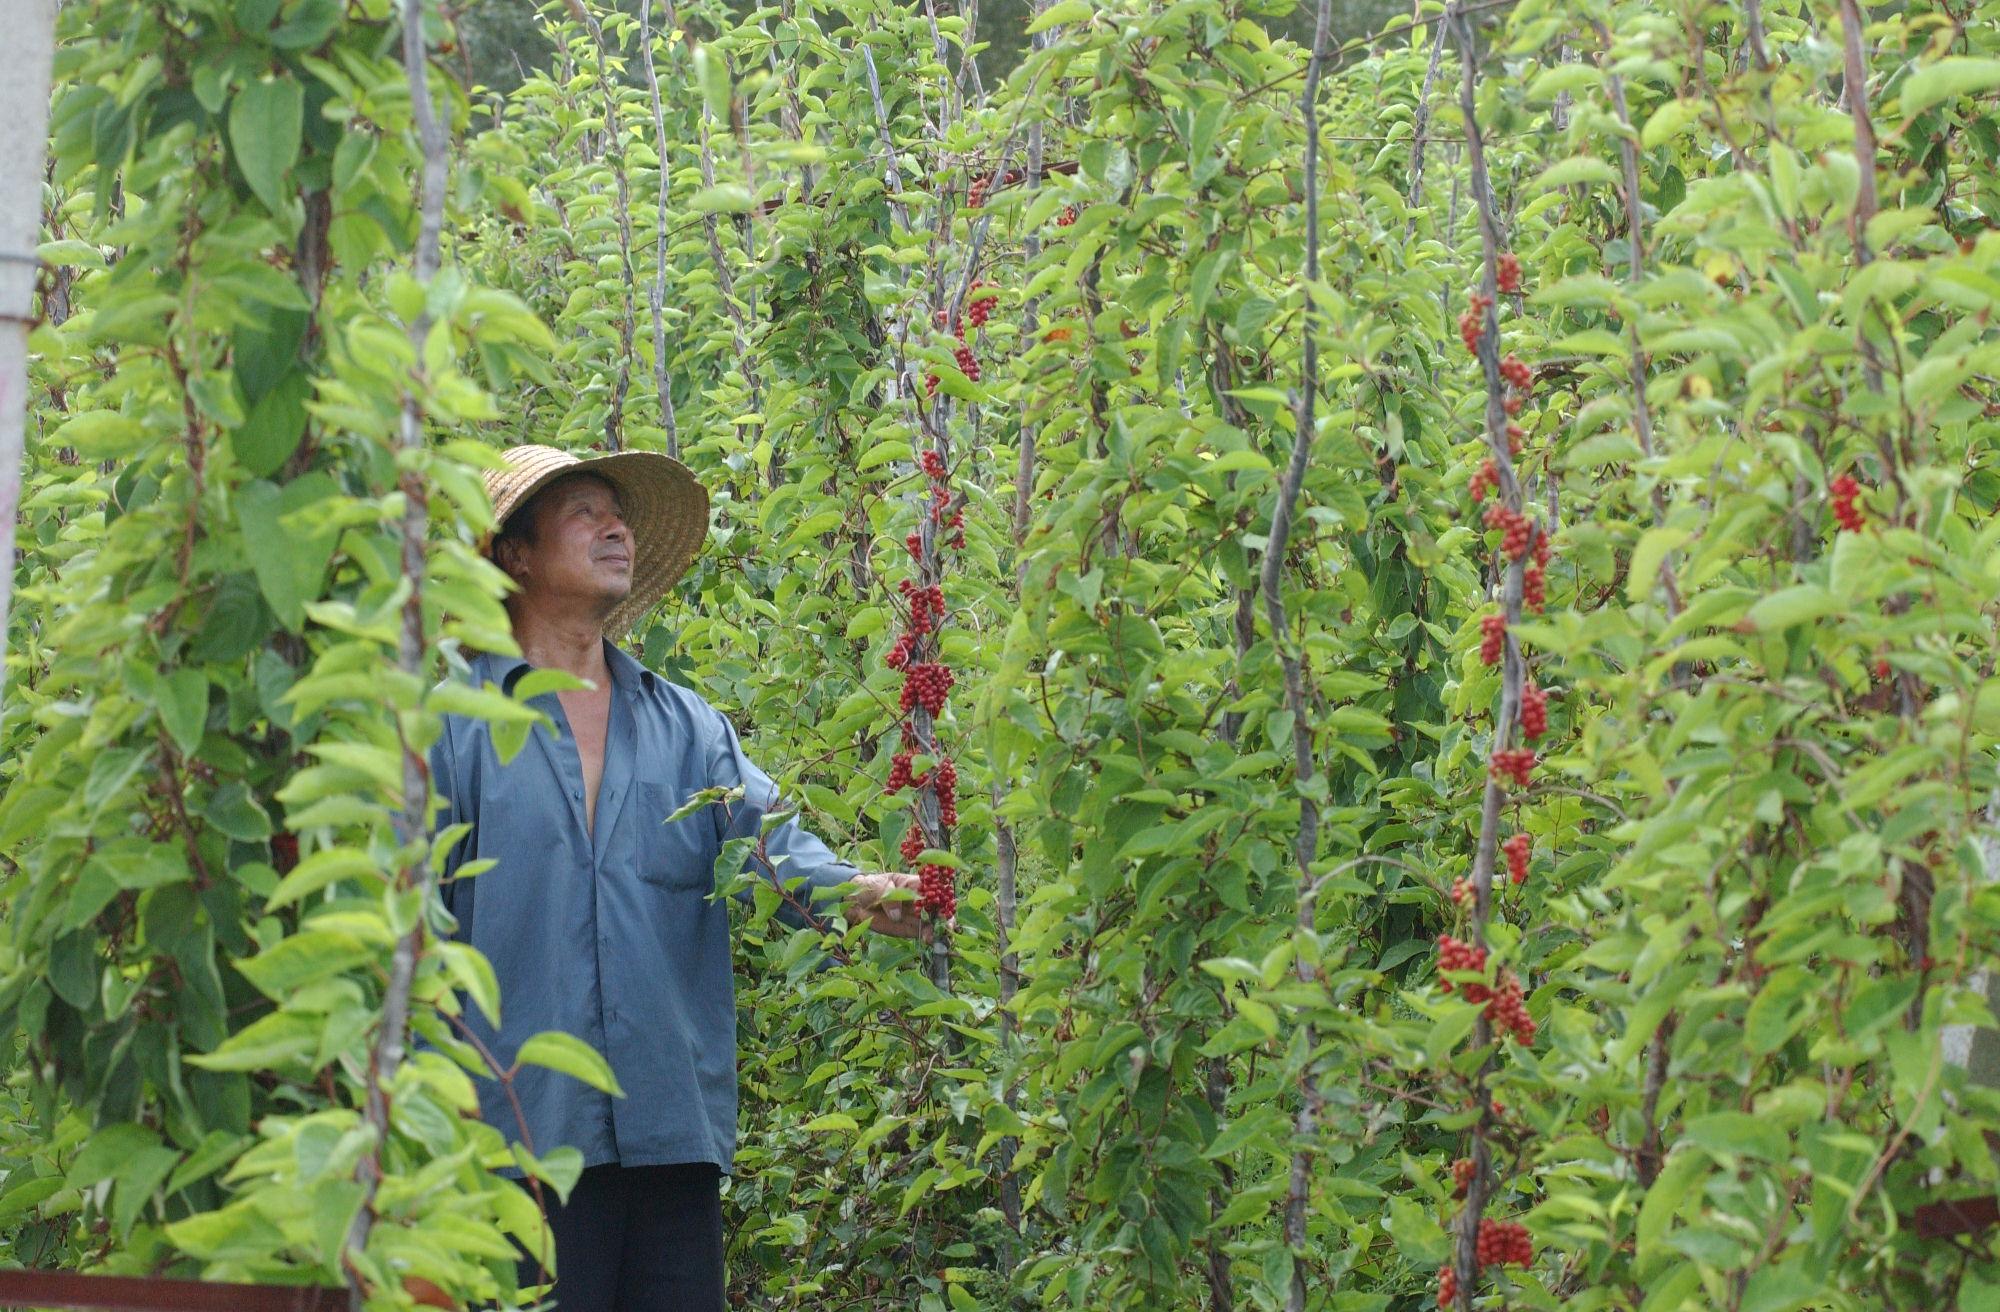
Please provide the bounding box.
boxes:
[1056,204,1077,227]
[1873,656,1891,681]
[1503,833,1529,885]
[1499,354,1531,390]
[1505,421,1525,457]
[899,662,955,715]
[1497,251,1522,295]
[1437,935,1489,995]
[1458,291,1492,354]
[1452,1157,1476,1198]
[1479,613,1505,665]
[967,173,989,209]
[1476,1218,1533,1267]
[1830,472,1865,532]
[1520,683,1547,740]
[1485,969,1535,1044]
[1482,504,1533,560]
[898,577,947,635]
[1436,1264,1457,1308]
[966,281,997,330]
[918,862,956,918]
[1489,747,1535,789]
[1469,456,1497,503]
[1523,528,1551,612]
[1449,875,1473,906]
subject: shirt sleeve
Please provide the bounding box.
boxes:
[702,702,859,933]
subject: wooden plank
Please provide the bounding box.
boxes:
[0,1270,347,1311]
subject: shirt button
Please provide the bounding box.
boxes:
[572,788,582,800]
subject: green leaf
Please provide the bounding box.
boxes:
[156,670,210,758]
[52,411,143,459]
[1900,58,2000,118]
[234,929,376,999]
[1627,527,1690,603]
[68,1123,162,1189]
[1026,0,1092,33]
[687,184,751,213]
[1744,585,1841,632]
[236,473,340,629]
[232,370,311,477]
[514,1031,625,1097]
[229,77,303,215]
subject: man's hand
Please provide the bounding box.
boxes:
[844,871,954,941]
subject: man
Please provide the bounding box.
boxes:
[425,443,938,1310]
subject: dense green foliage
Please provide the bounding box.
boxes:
[6,0,2000,1309]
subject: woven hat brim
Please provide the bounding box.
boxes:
[481,445,709,640]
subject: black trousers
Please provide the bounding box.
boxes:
[514,1162,726,1311]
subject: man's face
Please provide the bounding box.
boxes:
[500,474,634,620]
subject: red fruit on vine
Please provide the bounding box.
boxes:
[901,662,955,716]
[905,530,923,558]
[887,750,915,792]
[1532,526,1551,569]
[1476,1218,1533,1267]
[1479,613,1505,665]
[1449,875,1473,906]
[885,632,915,670]
[954,342,981,384]
[1520,683,1548,740]
[1497,251,1523,294]
[1499,354,1532,390]
[925,373,940,398]
[922,449,947,480]
[899,828,926,864]
[1437,934,1488,994]
[1503,833,1530,885]
[1873,657,1891,680]
[967,173,990,209]
[1830,472,1866,532]
[1485,969,1535,1044]
[1482,504,1532,561]
[1489,747,1535,788]
[1056,204,1078,227]
[1502,391,1524,417]
[1436,1264,1457,1308]
[1458,291,1492,354]
[1452,1157,1476,1198]
[918,862,957,916]
[1506,421,1525,457]
[966,281,997,329]
[1522,563,1546,613]
[1469,456,1498,504]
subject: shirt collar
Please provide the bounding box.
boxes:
[473,635,656,698]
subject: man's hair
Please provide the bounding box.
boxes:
[490,470,619,570]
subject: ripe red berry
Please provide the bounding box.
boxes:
[1056,204,1077,227]
[1437,934,1489,996]
[1489,747,1535,788]
[1485,969,1535,1044]
[1503,833,1530,885]
[1499,354,1532,390]
[1449,875,1473,906]
[1452,1157,1476,1198]
[967,174,989,209]
[921,450,947,480]
[1873,657,1891,680]
[1476,1217,1532,1267]
[1469,456,1498,504]
[1505,421,1525,457]
[954,342,981,384]
[1830,472,1866,532]
[1479,613,1505,665]
[1520,683,1548,740]
[1436,1264,1457,1308]
[899,827,926,864]
[1497,251,1522,294]
[1522,562,1546,613]
[1458,291,1492,354]
[966,281,997,329]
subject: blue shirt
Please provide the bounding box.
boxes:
[424,636,861,1178]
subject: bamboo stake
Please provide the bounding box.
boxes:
[344,3,450,1303]
[1274,0,1334,1307]
[0,0,57,732]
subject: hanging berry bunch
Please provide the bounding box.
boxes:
[887,446,965,922]
[926,294,985,398]
[1829,471,1866,532]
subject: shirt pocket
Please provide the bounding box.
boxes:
[631,781,718,890]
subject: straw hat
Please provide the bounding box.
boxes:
[478,444,709,639]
